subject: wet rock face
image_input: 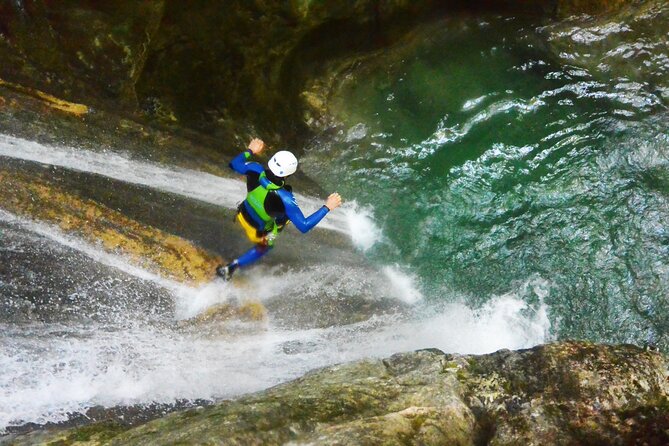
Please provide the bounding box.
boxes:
[128,0,448,141]
[463,342,669,444]
[0,1,164,108]
[0,0,638,145]
[555,0,631,16]
[26,341,669,445]
[0,0,443,141]
[0,166,223,284]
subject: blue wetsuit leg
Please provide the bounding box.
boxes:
[235,245,271,267]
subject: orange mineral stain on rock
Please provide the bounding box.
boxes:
[0,169,222,284]
[189,300,267,324]
[0,78,89,116]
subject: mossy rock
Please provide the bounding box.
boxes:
[18,342,669,445]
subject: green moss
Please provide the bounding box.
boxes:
[48,420,128,445]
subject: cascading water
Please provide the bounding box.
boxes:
[0,206,549,432]
[2,2,667,436]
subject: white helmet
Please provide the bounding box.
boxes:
[268,150,298,177]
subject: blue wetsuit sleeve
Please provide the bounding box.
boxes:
[229,150,263,175]
[278,189,329,233]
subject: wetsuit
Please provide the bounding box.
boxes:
[228,150,330,268]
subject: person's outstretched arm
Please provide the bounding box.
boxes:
[229,138,265,175]
[278,191,342,233]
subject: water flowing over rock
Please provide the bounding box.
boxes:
[0,167,222,284]
[10,341,668,445]
[2,1,667,443]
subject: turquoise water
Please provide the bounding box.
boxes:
[304,8,669,349]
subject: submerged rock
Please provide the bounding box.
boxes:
[542,0,669,107]
[14,341,668,445]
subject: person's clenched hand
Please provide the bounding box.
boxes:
[248,138,265,155]
[325,193,342,211]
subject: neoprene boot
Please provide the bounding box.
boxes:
[215,262,237,281]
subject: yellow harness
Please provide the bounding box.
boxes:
[236,212,265,244]
[236,211,288,246]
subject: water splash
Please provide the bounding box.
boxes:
[0,210,549,432]
[0,279,549,432]
[341,202,383,251]
[381,265,423,304]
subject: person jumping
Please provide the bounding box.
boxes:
[216,138,342,280]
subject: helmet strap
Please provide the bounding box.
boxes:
[264,169,285,187]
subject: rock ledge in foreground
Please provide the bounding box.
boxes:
[13,341,669,445]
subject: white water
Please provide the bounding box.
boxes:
[0,133,380,249]
[0,209,550,432]
[0,292,550,432]
[0,295,550,431]
[0,134,549,432]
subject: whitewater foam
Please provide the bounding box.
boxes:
[0,185,549,433]
[381,265,423,304]
[0,269,550,432]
